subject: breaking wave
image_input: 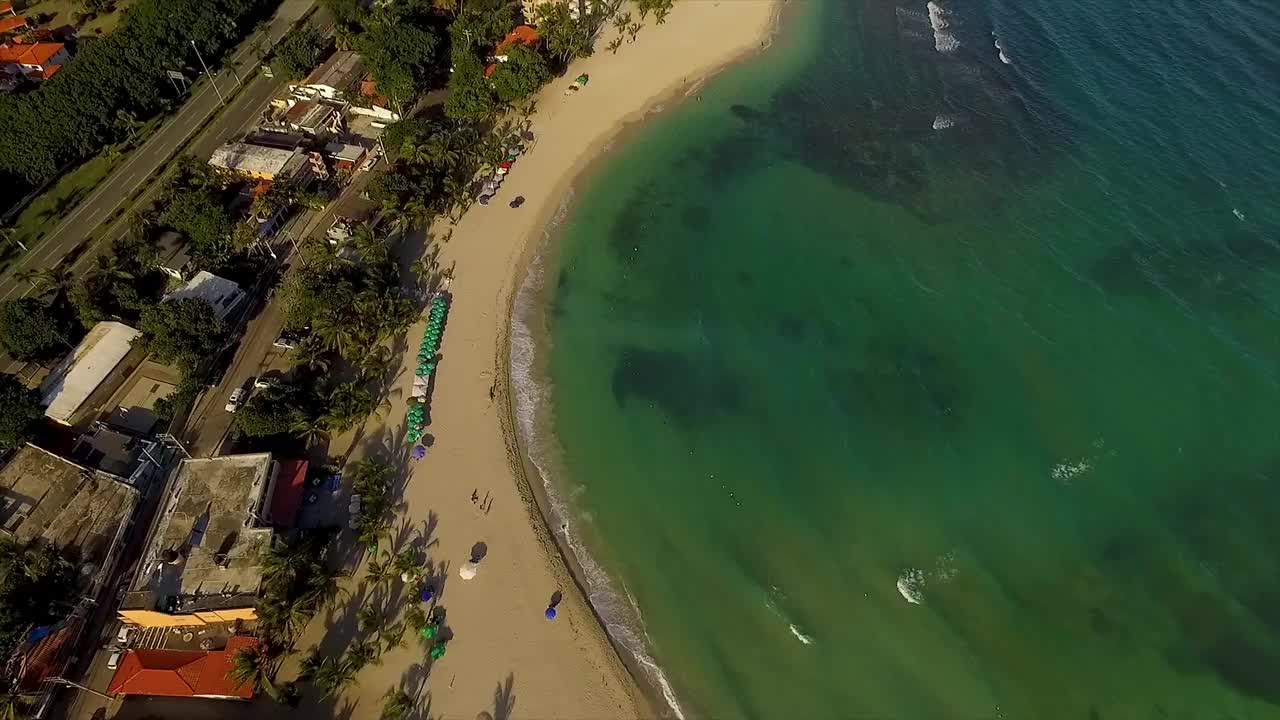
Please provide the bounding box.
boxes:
[510,192,687,720]
[933,114,956,130]
[993,33,1011,64]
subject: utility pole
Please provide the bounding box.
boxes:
[45,677,112,701]
[191,40,225,104]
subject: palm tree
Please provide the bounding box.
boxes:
[313,312,361,356]
[346,639,381,672]
[291,413,329,447]
[291,339,332,373]
[352,222,389,264]
[380,688,414,720]
[300,567,348,611]
[298,649,324,680]
[313,656,357,698]
[259,594,312,641]
[261,540,312,587]
[399,139,431,166]
[0,687,31,720]
[377,619,406,652]
[364,551,398,587]
[229,645,283,701]
[404,605,428,634]
[424,135,460,171]
[15,266,74,298]
[358,344,392,381]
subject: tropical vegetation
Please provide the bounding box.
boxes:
[0,0,277,200]
[270,25,332,80]
[0,541,76,660]
[0,375,42,450]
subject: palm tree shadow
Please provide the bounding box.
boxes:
[494,673,516,720]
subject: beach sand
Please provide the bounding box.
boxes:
[290,3,781,717]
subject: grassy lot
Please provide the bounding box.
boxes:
[0,114,160,271]
[17,0,136,36]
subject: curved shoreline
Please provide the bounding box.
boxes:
[498,3,789,717]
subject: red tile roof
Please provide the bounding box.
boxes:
[486,26,540,77]
[269,458,307,529]
[0,41,64,66]
[0,2,13,14]
[0,14,26,33]
[108,636,258,699]
[17,616,84,692]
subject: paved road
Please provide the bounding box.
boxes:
[0,0,318,304]
[182,171,377,458]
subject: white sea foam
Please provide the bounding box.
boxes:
[927,2,960,54]
[897,568,926,604]
[932,114,956,130]
[1051,459,1092,484]
[789,624,815,645]
[993,34,1011,64]
[932,550,959,583]
[1233,208,1246,221]
[511,205,687,720]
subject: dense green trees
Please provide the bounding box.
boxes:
[0,375,43,450]
[0,298,74,363]
[235,381,312,437]
[0,0,275,198]
[271,25,331,80]
[70,233,169,326]
[138,298,228,370]
[444,43,498,121]
[490,45,552,104]
[161,158,236,267]
[356,4,442,110]
[0,543,75,660]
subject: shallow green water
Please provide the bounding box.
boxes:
[521,0,1280,717]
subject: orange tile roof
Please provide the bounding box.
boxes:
[0,2,13,14]
[107,636,258,699]
[496,25,540,54]
[0,41,64,66]
[0,14,26,33]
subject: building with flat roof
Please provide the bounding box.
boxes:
[208,142,295,180]
[0,444,141,596]
[40,321,146,428]
[119,454,281,628]
[100,359,182,436]
[162,271,246,322]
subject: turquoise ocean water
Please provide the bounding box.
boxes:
[512,0,1280,717]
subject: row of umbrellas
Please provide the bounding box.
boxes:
[407,296,450,445]
[477,145,525,205]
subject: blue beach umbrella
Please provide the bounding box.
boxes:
[544,607,557,620]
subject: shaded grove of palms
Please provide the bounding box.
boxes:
[225,459,456,719]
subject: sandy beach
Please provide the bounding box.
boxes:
[290,2,781,717]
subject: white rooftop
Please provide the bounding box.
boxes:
[40,322,141,424]
[163,271,246,321]
[208,142,302,177]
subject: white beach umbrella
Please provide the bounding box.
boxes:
[459,561,479,580]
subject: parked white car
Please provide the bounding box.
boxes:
[106,650,122,670]
[116,625,134,646]
[225,388,247,413]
